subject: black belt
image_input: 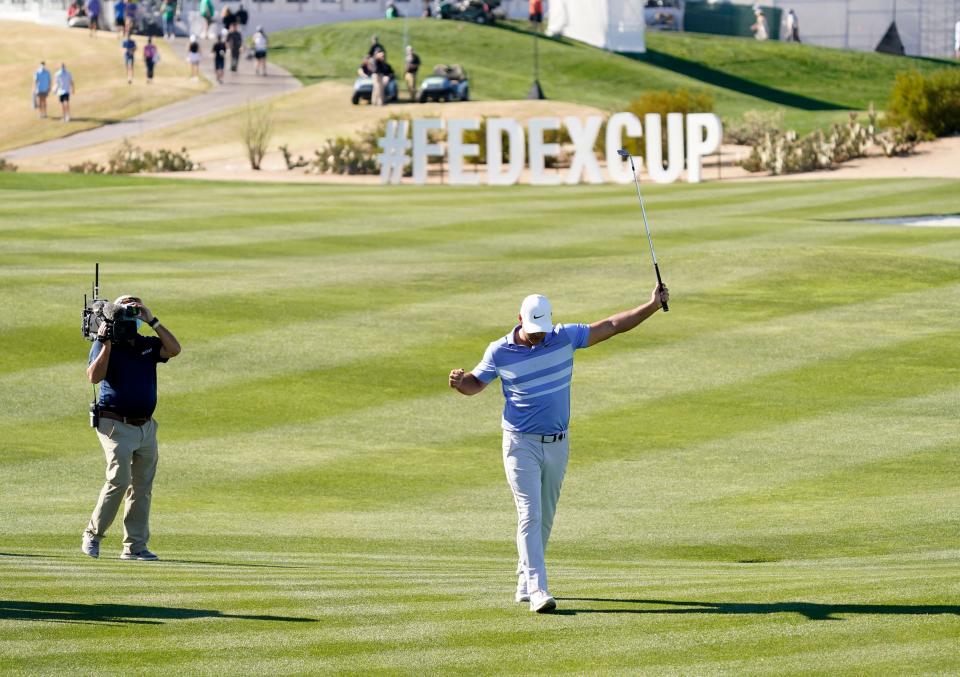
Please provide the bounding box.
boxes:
[520,432,566,443]
[100,410,151,427]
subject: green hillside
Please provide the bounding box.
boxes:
[270,19,956,133]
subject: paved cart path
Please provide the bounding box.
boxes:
[4,36,300,161]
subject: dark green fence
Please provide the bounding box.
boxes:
[683,2,782,40]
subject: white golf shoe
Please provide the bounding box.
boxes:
[515,574,530,603]
[529,590,556,613]
[81,533,99,559]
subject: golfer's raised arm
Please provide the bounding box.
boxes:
[449,368,487,395]
[587,284,669,347]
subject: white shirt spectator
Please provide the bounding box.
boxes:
[55,67,73,96]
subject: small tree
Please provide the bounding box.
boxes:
[242,104,273,170]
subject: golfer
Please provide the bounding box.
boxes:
[449,284,669,613]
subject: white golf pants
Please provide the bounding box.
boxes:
[502,430,570,595]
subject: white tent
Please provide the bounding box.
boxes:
[546,0,647,53]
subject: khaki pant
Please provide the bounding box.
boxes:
[85,418,159,553]
[371,73,384,106]
[502,430,569,595]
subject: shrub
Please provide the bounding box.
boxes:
[242,104,273,170]
[887,69,960,137]
[621,89,715,157]
[308,137,378,175]
[69,140,198,174]
[0,158,17,172]
[724,110,784,145]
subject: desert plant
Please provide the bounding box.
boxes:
[724,110,784,145]
[887,69,960,137]
[242,104,273,170]
[69,140,198,174]
[279,144,309,170]
[308,137,378,175]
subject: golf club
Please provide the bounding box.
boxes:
[618,148,668,312]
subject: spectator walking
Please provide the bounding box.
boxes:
[212,30,226,83]
[386,1,400,19]
[252,26,268,76]
[87,0,101,35]
[162,0,176,39]
[221,5,236,31]
[785,8,800,42]
[54,63,75,122]
[143,36,159,83]
[404,44,420,101]
[113,0,125,34]
[226,24,243,72]
[187,34,201,79]
[529,0,543,31]
[34,61,52,119]
[751,8,768,41]
[123,0,137,36]
[236,3,248,28]
[199,0,215,39]
[122,34,137,83]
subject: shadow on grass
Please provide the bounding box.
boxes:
[0,601,316,625]
[554,598,960,621]
[626,50,846,111]
[162,558,311,570]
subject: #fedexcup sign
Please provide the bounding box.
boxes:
[377,113,723,186]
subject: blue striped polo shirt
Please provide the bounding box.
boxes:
[473,323,591,434]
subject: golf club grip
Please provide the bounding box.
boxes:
[654,263,669,312]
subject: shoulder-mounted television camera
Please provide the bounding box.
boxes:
[81,264,141,343]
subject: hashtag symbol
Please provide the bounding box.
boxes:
[377,120,411,185]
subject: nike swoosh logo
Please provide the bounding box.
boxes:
[533,314,545,319]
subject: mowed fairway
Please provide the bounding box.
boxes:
[1,174,958,674]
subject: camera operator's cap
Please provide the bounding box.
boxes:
[113,295,141,305]
[519,294,553,334]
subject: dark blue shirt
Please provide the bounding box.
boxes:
[88,334,168,418]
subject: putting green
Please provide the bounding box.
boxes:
[1,174,958,673]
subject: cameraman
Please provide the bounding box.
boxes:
[81,295,181,561]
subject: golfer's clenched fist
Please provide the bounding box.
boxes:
[652,284,670,309]
[449,368,465,389]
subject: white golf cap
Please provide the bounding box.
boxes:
[519,294,553,334]
[113,294,140,304]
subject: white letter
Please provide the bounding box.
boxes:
[528,117,562,186]
[564,115,604,184]
[605,112,643,184]
[645,113,684,184]
[447,119,481,186]
[412,118,444,184]
[486,118,525,186]
[685,113,722,184]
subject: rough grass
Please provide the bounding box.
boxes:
[0,175,958,674]
[0,21,207,153]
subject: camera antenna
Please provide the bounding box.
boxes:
[93,262,100,300]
